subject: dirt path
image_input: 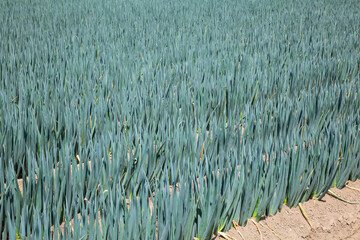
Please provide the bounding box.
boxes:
[215,180,360,240]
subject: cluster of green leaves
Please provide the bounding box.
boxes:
[0,0,359,239]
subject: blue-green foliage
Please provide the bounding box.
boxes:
[0,0,359,239]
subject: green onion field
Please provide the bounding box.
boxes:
[0,0,359,239]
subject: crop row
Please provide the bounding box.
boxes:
[1,0,359,239]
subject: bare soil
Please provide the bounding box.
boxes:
[215,180,360,240]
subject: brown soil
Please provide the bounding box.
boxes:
[215,180,360,240]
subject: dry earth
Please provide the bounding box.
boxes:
[215,180,360,240]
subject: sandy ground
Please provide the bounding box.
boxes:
[215,180,360,240]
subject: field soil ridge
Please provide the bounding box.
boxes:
[215,180,360,240]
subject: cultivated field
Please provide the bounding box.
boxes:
[0,0,359,239]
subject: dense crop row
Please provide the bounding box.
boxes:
[1,0,359,239]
